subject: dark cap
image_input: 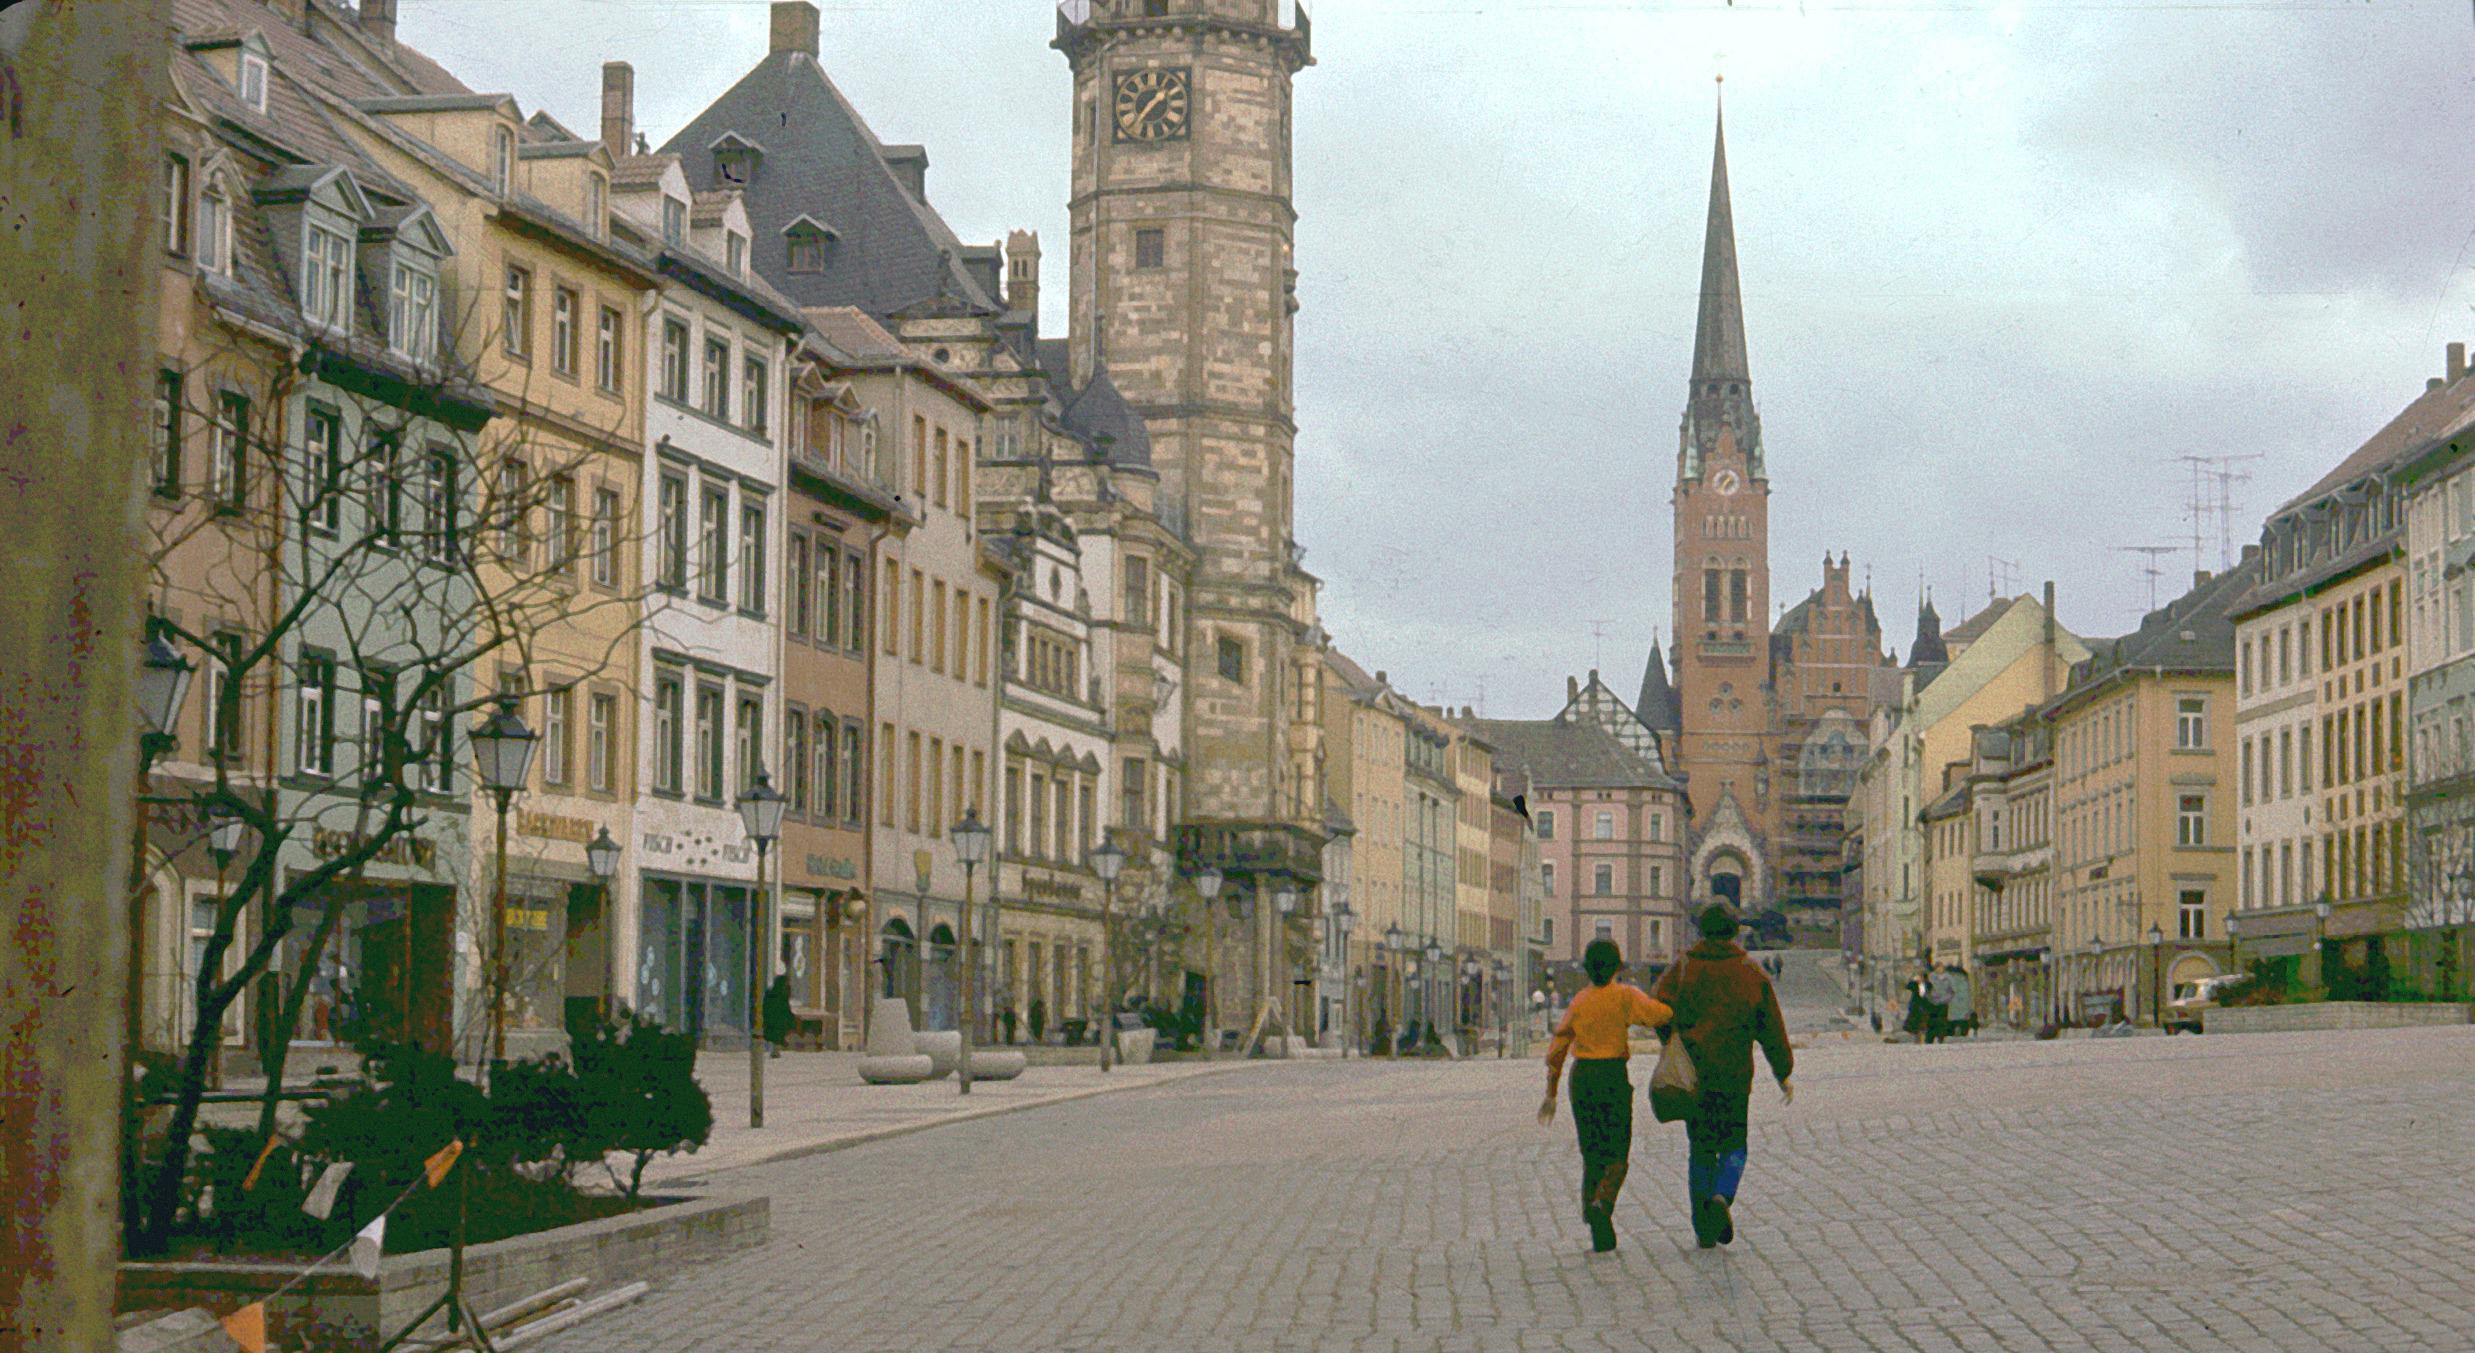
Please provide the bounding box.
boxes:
[1696,903,1738,940]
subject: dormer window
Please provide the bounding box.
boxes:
[238,52,268,113]
[491,126,514,197]
[782,216,837,274]
[585,172,607,239]
[726,231,747,277]
[661,196,685,247]
[196,184,230,275]
[389,263,438,362]
[710,132,763,187]
[301,222,354,331]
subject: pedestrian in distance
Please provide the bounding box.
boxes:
[1902,971,1932,1043]
[762,974,794,1058]
[1538,938,1674,1254]
[1655,904,1795,1250]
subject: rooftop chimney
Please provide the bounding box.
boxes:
[359,0,396,44]
[771,1,820,58]
[883,144,928,201]
[2430,377,2446,393]
[2452,341,2466,384]
[1375,670,1388,687]
[600,62,634,158]
[1567,675,1580,702]
[1006,230,1042,317]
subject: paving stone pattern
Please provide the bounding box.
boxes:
[539,1027,2475,1352]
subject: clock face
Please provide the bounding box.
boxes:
[1714,470,1741,496]
[1113,67,1191,143]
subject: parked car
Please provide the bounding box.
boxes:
[2165,974,2250,1033]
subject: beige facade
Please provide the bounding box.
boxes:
[1964,718,2056,1028]
[1857,592,2084,1008]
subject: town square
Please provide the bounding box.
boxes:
[9,0,2475,1348]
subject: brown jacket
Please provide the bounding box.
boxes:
[1653,939,1793,1096]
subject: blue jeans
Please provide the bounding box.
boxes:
[1685,1089,1750,1201]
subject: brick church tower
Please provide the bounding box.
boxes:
[1054,4,1327,921]
[1670,97,1775,912]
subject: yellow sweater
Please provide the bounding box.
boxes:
[1546,983,1673,1068]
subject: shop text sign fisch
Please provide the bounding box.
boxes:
[519,809,600,843]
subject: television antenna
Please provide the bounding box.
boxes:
[2175,453,2264,573]
[2117,545,2178,612]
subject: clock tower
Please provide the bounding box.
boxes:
[1054,5,1325,910]
[1671,98,1775,912]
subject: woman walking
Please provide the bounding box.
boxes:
[1655,905,1795,1249]
[1539,938,1673,1253]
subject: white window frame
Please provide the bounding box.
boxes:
[491,125,515,197]
[551,286,578,376]
[2175,695,2208,750]
[238,52,268,113]
[543,687,571,786]
[294,651,334,775]
[588,690,615,793]
[197,186,231,276]
[2176,793,2207,847]
[591,486,619,587]
[597,305,622,392]
[302,223,353,332]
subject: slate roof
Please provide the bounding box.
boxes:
[661,44,1001,320]
[804,306,910,364]
[1461,717,1681,792]
[1633,640,1680,734]
[2063,556,2259,697]
[1326,648,1384,697]
[2277,371,2475,515]
[1059,361,1152,468]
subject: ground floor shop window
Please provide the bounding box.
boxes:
[636,875,752,1040]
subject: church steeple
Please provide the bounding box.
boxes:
[1679,89,1761,482]
[1691,96,1749,389]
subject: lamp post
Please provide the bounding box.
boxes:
[585,827,621,1018]
[952,808,991,1095]
[1493,957,1510,1058]
[202,803,246,1080]
[2087,932,2103,1024]
[1382,924,1403,1058]
[470,695,538,1070]
[736,768,786,1128]
[1328,901,1355,1058]
[1424,938,1444,1049]
[125,627,195,1109]
[2146,922,2165,1028]
[1460,955,1481,1050]
[1273,885,1298,1044]
[1092,835,1126,1073]
[2314,898,2333,992]
[1193,863,1223,1057]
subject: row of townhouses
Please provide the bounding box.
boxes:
[1852,342,2475,1027]
[132,0,1545,1071]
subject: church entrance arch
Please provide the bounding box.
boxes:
[1706,850,1749,909]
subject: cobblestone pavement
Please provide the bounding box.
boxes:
[540,1026,2475,1352]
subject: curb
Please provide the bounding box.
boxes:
[662,1059,1271,1185]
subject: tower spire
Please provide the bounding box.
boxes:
[1691,88,1749,388]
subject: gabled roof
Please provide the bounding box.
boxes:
[2061,556,2259,702]
[661,44,1000,319]
[2278,371,2475,516]
[1461,717,1681,792]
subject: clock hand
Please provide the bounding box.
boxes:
[1138,89,1167,123]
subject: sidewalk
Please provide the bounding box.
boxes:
[634,1051,1265,1190]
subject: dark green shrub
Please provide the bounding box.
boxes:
[566,1006,712,1198]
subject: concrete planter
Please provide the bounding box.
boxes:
[914,1030,961,1079]
[117,1193,765,1348]
[2203,1001,2473,1034]
[1116,1028,1156,1065]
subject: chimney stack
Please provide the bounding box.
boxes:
[771,1,820,58]
[359,0,397,44]
[1375,670,1387,687]
[2431,377,2447,393]
[1566,675,1580,702]
[2451,342,2466,384]
[883,144,928,201]
[601,62,634,158]
[1006,230,1042,318]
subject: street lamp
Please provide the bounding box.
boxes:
[1273,886,1298,1046]
[135,627,196,744]
[736,768,786,1128]
[1328,901,1355,1058]
[1461,955,1482,1047]
[470,695,537,1068]
[1092,835,1126,1073]
[1424,938,1444,1047]
[2146,922,2165,1028]
[585,826,620,1018]
[1492,958,1511,1058]
[1193,863,1224,1057]
[1382,923,1404,1058]
[951,808,992,1094]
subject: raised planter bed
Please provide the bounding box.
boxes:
[117,1192,765,1347]
[2203,1001,2473,1034]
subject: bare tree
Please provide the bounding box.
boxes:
[131,291,671,1254]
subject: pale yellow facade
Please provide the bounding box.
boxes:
[2314,563,2411,933]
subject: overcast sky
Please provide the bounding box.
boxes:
[401,0,2475,718]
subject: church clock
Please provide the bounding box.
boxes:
[1112,67,1190,143]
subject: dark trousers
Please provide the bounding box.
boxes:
[1685,1088,1751,1202]
[1569,1058,1633,1208]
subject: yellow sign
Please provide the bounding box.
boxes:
[503,906,551,931]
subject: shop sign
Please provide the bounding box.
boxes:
[310,828,436,870]
[518,810,598,843]
[641,832,677,857]
[502,905,551,931]
[1024,871,1085,904]
[803,854,860,881]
